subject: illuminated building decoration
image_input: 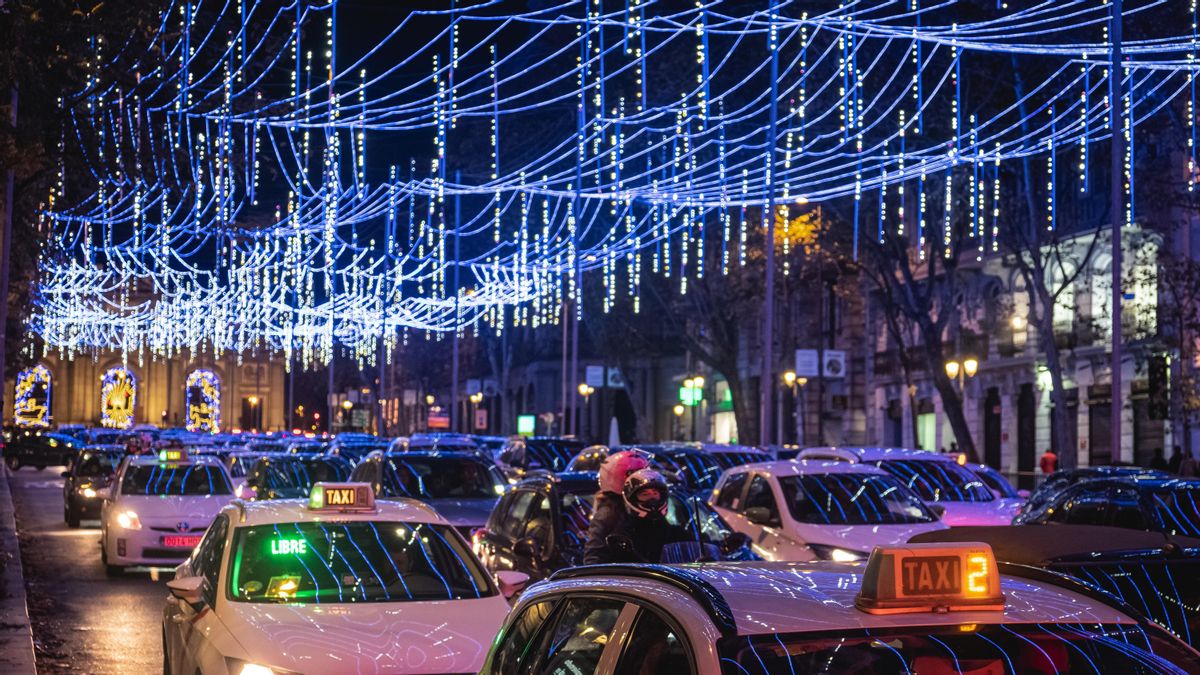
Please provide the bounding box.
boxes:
[100,367,137,429]
[13,365,51,428]
[185,369,221,433]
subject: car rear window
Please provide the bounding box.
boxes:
[380,457,501,499]
[1149,486,1200,538]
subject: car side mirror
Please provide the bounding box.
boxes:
[1017,489,1031,499]
[742,507,774,526]
[928,503,947,519]
[514,537,542,560]
[166,576,206,609]
[494,570,530,599]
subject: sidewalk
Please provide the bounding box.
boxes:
[0,466,36,673]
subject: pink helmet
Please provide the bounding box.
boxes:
[597,450,651,494]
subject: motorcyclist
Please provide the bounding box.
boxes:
[584,462,691,564]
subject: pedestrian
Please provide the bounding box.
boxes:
[1039,448,1058,475]
[1169,445,1185,474]
[948,442,958,456]
[1149,447,1169,471]
[1181,451,1198,478]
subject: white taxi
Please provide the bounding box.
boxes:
[101,449,235,576]
[709,460,948,561]
[162,482,525,675]
[798,447,1021,526]
[480,542,1200,674]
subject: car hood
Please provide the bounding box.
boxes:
[217,596,509,674]
[114,494,229,522]
[937,499,1021,527]
[423,498,497,528]
[794,520,949,554]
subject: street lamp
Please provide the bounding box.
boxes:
[578,384,595,440]
[673,404,685,441]
[469,392,484,432]
[781,370,808,445]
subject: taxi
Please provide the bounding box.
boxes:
[100,448,235,576]
[162,482,524,675]
[709,460,947,561]
[481,543,1200,674]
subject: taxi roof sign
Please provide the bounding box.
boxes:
[158,448,188,463]
[855,542,1004,615]
[308,482,375,512]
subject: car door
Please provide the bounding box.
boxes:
[1047,484,1112,526]
[489,490,545,577]
[166,514,229,675]
[734,474,790,559]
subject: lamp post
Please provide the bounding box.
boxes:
[469,392,484,432]
[673,404,685,441]
[944,357,978,454]
[341,398,354,432]
[424,394,435,432]
[782,370,808,445]
[248,395,260,431]
[577,383,595,440]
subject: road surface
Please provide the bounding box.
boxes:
[8,466,164,674]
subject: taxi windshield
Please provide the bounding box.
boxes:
[379,457,500,499]
[227,521,494,603]
[121,464,232,496]
[719,623,1198,674]
[874,459,994,503]
[778,473,935,525]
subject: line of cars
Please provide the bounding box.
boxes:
[27,428,1200,672]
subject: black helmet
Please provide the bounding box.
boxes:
[623,468,670,517]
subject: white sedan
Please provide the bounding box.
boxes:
[162,482,525,675]
[709,460,948,562]
[101,450,235,576]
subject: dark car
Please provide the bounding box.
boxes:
[350,451,506,537]
[473,472,750,582]
[495,437,587,477]
[5,431,81,470]
[1021,466,1167,516]
[615,444,731,491]
[324,441,388,464]
[61,446,124,527]
[1013,476,1200,539]
[245,454,353,499]
[913,524,1200,650]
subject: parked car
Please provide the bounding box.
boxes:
[913,524,1200,650]
[494,437,587,479]
[473,471,752,582]
[350,450,507,538]
[710,460,947,561]
[61,445,124,527]
[796,446,1019,526]
[1013,476,1200,538]
[244,454,353,499]
[5,430,81,470]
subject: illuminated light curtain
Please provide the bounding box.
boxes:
[32,2,1191,362]
[185,369,221,433]
[100,367,137,429]
[13,365,52,428]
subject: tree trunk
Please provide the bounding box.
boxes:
[726,373,759,446]
[919,325,978,460]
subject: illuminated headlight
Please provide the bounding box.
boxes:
[80,487,97,499]
[493,484,506,496]
[234,484,244,498]
[224,657,298,675]
[115,510,142,530]
[809,544,867,562]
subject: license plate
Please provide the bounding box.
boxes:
[162,535,203,548]
[899,555,961,596]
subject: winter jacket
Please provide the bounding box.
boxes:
[583,491,690,564]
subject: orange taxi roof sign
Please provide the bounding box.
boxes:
[855,542,1005,615]
[308,482,376,512]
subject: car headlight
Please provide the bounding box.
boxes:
[115,510,142,530]
[808,544,867,562]
[224,657,298,675]
[80,487,97,499]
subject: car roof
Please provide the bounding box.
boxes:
[124,454,225,467]
[910,525,1200,563]
[516,471,598,494]
[226,496,448,527]
[1067,476,1200,490]
[800,446,956,463]
[544,561,1136,636]
[723,459,891,477]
